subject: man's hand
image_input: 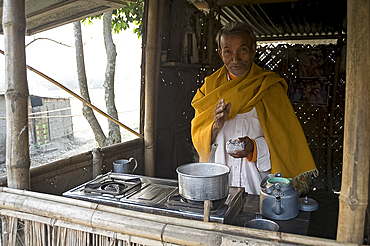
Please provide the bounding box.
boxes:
[229,136,254,158]
[211,99,231,143]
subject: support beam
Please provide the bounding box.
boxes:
[337,0,370,244]
[215,0,302,7]
[3,0,30,189]
[92,148,103,178]
[144,0,160,177]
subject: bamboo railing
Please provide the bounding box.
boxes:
[0,187,358,246]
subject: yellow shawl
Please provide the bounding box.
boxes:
[191,63,317,190]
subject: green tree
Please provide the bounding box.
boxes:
[73,0,143,147]
[83,0,143,37]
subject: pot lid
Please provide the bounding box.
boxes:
[299,196,319,211]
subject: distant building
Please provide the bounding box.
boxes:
[0,94,73,163]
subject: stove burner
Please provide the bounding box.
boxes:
[63,173,246,224]
[166,195,226,210]
[101,181,127,193]
[84,178,141,196]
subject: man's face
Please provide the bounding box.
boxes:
[218,33,256,77]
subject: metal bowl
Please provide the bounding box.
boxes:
[244,218,280,231]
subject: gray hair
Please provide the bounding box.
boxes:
[215,22,256,49]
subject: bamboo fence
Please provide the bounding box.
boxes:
[0,187,358,246]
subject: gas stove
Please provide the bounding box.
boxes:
[63,173,246,223]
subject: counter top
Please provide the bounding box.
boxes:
[231,194,311,235]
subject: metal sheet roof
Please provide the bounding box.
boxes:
[191,0,347,41]
[1,0,347,40]
[0,0,129,35]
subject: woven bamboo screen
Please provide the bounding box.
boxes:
[255,43,346,192]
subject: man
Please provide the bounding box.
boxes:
[191,22,317,194]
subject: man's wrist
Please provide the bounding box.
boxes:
[246,138,257,162]
[211,130,217,144]
[211,123,220,143]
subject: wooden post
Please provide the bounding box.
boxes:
[337,0,370,244]
[92,148,103,178]
[3,0,30,189]
[144,0,160,177]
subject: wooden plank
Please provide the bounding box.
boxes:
[25,0,127,20]
[26,5,124,35]
[26,0,80,20]
[0,0,129,35]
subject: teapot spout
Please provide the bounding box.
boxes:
[272,196,283,215]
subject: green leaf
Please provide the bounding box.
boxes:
[82,0,143,38]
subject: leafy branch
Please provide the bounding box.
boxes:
[82,0,144,38]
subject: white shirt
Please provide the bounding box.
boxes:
[213,107,271,195]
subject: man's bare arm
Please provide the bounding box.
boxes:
[211,99,231,143]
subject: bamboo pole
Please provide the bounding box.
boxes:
[0,188,357,246]
[3,0,31,190]
[0,49,143,139]
[0,187,357,246]
[203,200,211,222]
[337,0,370,244]
[144,0,160,176]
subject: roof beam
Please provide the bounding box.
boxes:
[216,0,303,7]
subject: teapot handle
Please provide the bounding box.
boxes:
[129,157,138,173]
[260,172,283,194]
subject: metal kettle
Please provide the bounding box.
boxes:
[259,173,299,220]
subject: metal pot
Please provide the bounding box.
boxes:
[176,162,230,201]
[260,173,299,220]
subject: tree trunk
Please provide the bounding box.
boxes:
[3,0,31,189]
[73,21,108,147]
[103,11,121,145]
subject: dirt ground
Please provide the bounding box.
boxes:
[0,87,140,176]
[0,135,97,176]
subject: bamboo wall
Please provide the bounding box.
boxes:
[255,43,346,192]
[155,0,221,178]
